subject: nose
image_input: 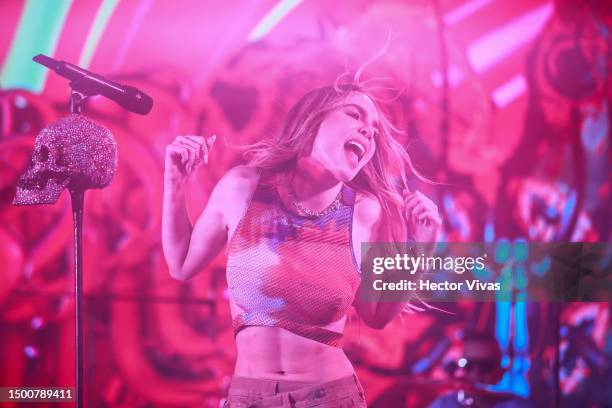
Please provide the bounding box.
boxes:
[358,125,373,139]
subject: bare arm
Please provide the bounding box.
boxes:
[162,176,195,279]
[352,196,407,329]
[162,137,258,280]
[162,176,229,281]
[352,191,441,329]
[162,133,255,281]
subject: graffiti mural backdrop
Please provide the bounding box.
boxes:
[0,0,610,406]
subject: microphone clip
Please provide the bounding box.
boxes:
[69,80,92,114]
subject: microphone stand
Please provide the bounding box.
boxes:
[16,57,128,407]
[68,88,88,408]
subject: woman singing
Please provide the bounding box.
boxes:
[162,76,442,407]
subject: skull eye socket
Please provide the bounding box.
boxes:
[38,145,49,162]
[55,147,66,167]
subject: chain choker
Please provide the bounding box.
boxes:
[287,186,342,218]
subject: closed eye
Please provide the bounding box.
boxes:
[345,109,360,119]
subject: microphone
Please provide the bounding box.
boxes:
[33,54,153,115]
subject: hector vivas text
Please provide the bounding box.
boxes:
[370,253,501,292]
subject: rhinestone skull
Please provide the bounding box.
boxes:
[13,114,117,205]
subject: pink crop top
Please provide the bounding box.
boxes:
[226,172,361,347]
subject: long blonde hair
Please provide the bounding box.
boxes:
[244,75,429,243]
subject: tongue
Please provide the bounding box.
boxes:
[345,148,359,166]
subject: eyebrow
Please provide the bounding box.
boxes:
[344,103,380,129]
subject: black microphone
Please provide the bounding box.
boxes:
[33,54,153,115]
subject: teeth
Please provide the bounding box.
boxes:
[346,140,366,158]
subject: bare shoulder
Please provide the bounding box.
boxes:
[214,165,260,198]
[220,164,259,185]
[211,165,260,231]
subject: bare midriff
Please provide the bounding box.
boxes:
[234,326,355,382]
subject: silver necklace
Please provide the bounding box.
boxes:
[287,186,342,218]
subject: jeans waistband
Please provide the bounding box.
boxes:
[228,374,363,401]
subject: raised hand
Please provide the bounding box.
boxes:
[164,135,216,183]
[403,189,442,242]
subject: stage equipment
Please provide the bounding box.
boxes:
[13,55,152,407]
[33,54,153,115]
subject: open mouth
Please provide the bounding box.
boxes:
[344,140,366,164]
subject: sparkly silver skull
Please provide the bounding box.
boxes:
[14,114,117,205]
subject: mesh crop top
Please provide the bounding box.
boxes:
[226,172,361,347]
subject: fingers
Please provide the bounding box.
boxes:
[403,189,442,227]
[410,203,429,218]
[177,136,203,166]
[407,203,435,226]
[183,134,216,164]
[170,136,195,170]
[182,144,198,170]
[168,135,216,174]
[202,134,216,164]
[166,143,188,165]
[416,207,442,226]
[403,189,437,213]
